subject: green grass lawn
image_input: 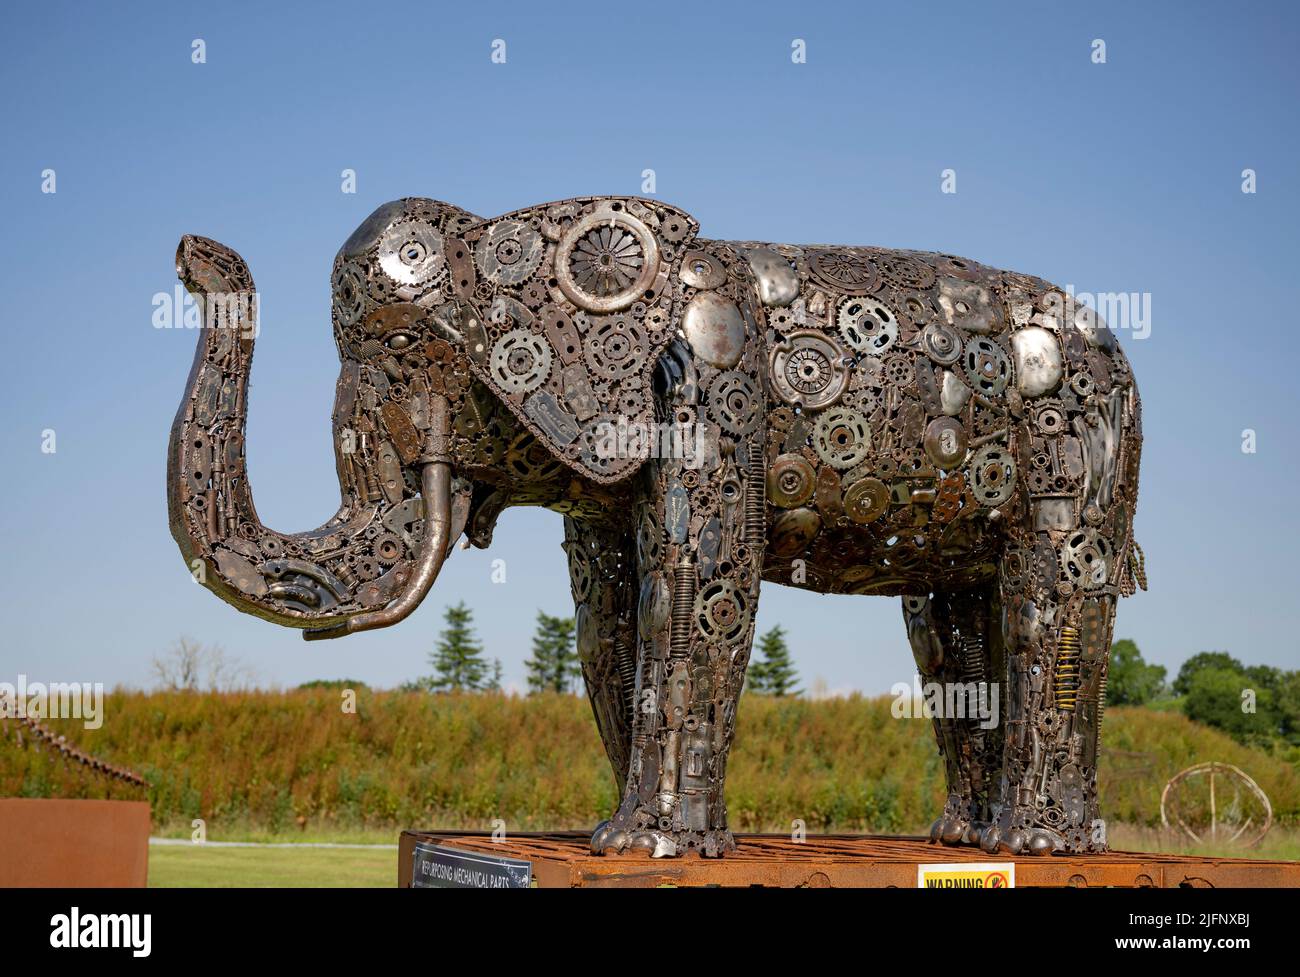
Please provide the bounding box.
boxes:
[148,844,395,887]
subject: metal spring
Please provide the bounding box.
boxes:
[614,634,637,718]
[670,559,696,659]
[1055,627,1081,711]
[960,634,985,684]
[744,434,766,549]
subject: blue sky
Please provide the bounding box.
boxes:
[1,1,1297,694]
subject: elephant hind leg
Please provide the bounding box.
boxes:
[984,555,1123,857]
[901,582,1004,847]
[563,516,636,797]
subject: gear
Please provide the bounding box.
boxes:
[884,352,915,387]
[813,408,872,470]
[474,219,544,286]
[332,261,367,327]
[489,327,553,395]
[872,252,936,290]
[969,444,1017,506]
[837,295,900,355]
[808,249,882,294]
[963,337,1012,397]
[378,220,445,287]
[1061,529,1113,590]
[521,280,548,309]
[572,414,623,476]
[583,314,649,381]
[374,532,404,566]
[705,371,760,436]
[694,579,750,642]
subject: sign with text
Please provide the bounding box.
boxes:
[411,842,532,889]
[918,862,1015,888]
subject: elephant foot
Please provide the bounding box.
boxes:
[929,814,990,847]
[979,819,1066,856]
[591,818,735,858]
[928,793,988,847]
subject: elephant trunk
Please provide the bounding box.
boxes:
[168,235,460,636]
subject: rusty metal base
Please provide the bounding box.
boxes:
[399,830,1300,888]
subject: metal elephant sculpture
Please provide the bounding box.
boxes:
[168,195,1145,858]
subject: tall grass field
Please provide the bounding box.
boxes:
[7,690,1299,842]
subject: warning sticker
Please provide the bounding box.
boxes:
[918,862,1015,888]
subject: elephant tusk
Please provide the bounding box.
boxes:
[304,398,454,641]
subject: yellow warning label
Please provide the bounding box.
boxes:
[918,862,1015,888]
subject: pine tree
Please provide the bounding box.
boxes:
[426,602,490,692]
[748,625,801,697]
[525,611,579,694]
[486,658,504,693]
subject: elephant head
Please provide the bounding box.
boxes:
[168,195,699,640]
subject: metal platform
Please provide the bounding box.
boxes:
[398,830,1300,888]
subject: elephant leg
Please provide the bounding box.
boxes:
[563,515,637,797]
[981,379,1140,855]
[982,544,1126,856]
[592,429,766,858]
[902,583,1004,847]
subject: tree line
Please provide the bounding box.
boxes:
[400,606,1298,756]
[407,602,800,696]
[1108,641,1300,752]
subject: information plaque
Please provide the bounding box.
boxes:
[411,842,533,888]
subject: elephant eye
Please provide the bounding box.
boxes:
[385,332,415,351]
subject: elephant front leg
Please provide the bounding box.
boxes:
[563,516,637,797]
[593,435,766,858]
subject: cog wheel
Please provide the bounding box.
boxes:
[583,314,649,381]
[968,444,1017,506]
[705,371,761,436]
[353,555,381,582]
[572,414,626,477]
[837,295,899,355]
[1061,530,1113,590]
[521,280,548,309]
[884,352,915,387]
[808,249,882,294]
[813,408,872,470]
[332,260,367,327]
[694,579,750,642]
[377,220,446,287]
[489,327,553,395]
[963,337,1013,397]
[374,532,404,566]
[658,210,692,244]
[872,252,936,290]
[474,219,545,286]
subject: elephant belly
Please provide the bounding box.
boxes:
[761,512,1001,596]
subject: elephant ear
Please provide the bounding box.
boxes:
[455,196,699,483]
